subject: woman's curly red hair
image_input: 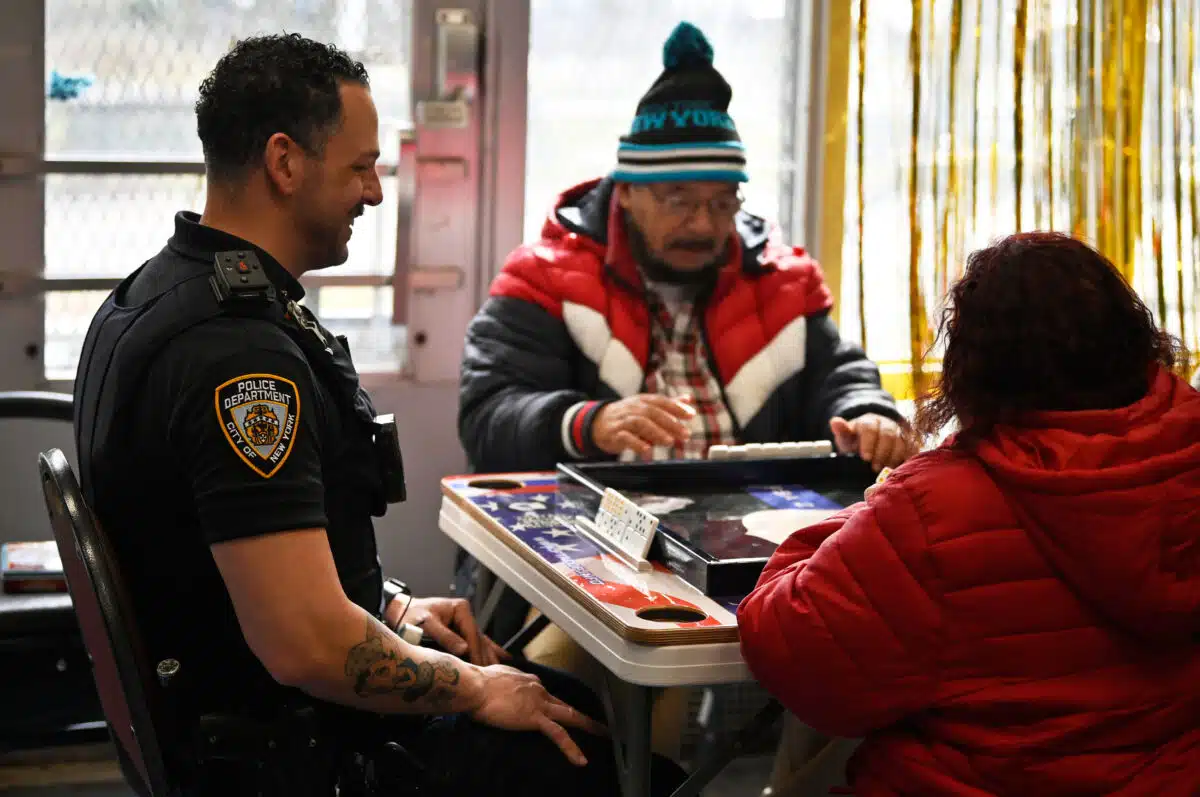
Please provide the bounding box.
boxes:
[914,232,1185,441]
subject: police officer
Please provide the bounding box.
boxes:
[73,34,683,796]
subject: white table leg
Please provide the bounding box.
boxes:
[601,669,654,797]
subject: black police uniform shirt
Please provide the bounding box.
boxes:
[73,211,386,713]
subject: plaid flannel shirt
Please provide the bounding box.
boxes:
[630,285,738,461]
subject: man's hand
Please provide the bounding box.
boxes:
[469,665,606,766]
[591,394,696,456]
[392,596,509,666]
[830,414,920,472]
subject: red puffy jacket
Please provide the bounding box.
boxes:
[738,367,1200,795]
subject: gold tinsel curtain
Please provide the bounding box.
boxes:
[831,0,1200,398]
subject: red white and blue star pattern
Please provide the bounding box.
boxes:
[445,473,841,634]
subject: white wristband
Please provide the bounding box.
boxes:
[397,623,424,645]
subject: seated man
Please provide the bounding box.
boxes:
[72,34,682,797]
[460,20,913,478]
[457,19,919,780]
[458,20,916,637]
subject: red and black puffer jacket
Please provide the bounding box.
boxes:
[458,177,900,472]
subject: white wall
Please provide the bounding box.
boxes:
[367,381,466,597]
[0,419,76,547]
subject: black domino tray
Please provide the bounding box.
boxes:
[556,456,875,597]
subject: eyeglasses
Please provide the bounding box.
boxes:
[644,187,744,222]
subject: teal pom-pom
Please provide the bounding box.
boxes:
[662,21,714,70]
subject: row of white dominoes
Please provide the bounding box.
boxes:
[593,488,659,560]
[708,441,834,460]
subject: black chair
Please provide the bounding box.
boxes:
[0,391,105,750]
[39,449,427,796]
[40,447,179,795]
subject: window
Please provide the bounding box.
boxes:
[523,0,793,245]
[43,0,413,381]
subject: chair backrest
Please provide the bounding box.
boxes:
[0,391,73,423]
[39,448,173,797]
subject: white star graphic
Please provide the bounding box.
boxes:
[540,541,582,555]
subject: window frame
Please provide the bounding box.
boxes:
[32,154,414,392]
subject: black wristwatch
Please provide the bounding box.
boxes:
[382,577,413,632]
[382,576,410,618]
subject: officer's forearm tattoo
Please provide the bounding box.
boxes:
[345,617,461,701]
[427,687,456,712]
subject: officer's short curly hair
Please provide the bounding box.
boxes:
[196,33,370,182]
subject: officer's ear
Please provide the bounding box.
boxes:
[262,132,308,197]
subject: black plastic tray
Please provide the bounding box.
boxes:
[556,456,875,597]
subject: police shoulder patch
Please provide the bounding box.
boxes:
[214,373,301,478]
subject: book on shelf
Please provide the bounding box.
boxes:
[1,540,67,594]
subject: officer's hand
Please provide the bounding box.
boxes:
[469,665,606,766]
[406,597,510,666]
[591,394,696,456]
[830,414,920,472]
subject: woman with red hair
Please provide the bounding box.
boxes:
[738,232,1199,795]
